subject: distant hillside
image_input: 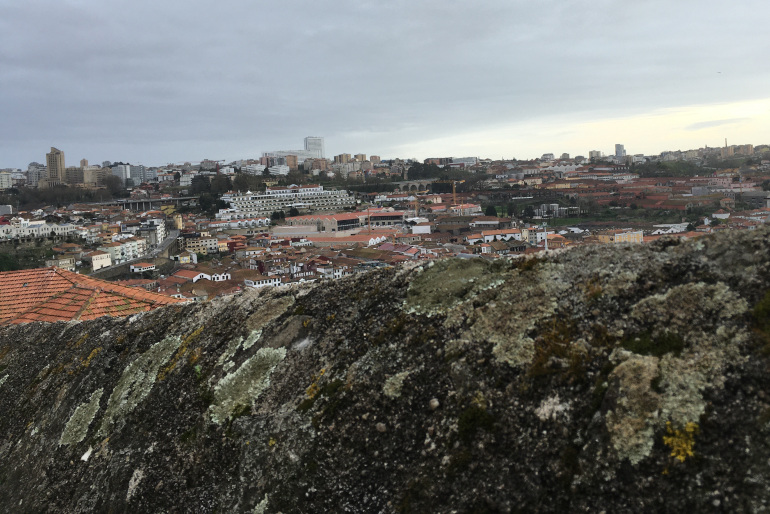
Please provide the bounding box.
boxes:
[2,229,770,512]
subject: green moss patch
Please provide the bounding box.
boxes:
[405,259,504,315]
[457,405,496,444]
[621,331,685,358]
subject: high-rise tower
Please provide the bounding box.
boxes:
[304,137,325,159]
[44,147,65,187]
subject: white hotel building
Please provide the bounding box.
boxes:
[216,184,356,220]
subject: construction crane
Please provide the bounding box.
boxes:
[434,180,466,206]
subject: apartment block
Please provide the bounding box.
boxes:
[217,184,355,220]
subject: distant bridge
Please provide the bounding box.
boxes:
[391,179,438,192]
[92,197,200,211]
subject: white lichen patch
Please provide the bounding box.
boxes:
[605,355,661,465]
[535,394,571,422]
[656,325,747,427]
[209,347,286,424]
[242,330,262,351]
[217,336,243,367]
[602,271,639,297]
[0,374,7,388]
[126,468,144,502]
[98,335,182,436]
[492,335,536,369]
[217,296,295,366]
[59,388,103,446]
[383,370,410,399]
[293,337,313,351]
[253,493,269,514]
[631,282,748,330]
[607,301,749,466]
[479,269,568,369]
[609,281,751,462]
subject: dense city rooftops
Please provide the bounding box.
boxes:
[0,267,186,325]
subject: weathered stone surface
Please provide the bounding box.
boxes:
[2,229,770,512]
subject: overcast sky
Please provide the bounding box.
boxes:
[1,0,768,168]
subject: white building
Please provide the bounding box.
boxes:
[243,164,266,175]
[83,250,112,270]
[304,136,325,158]
[451,157,479,167]
[263,150,317,163]
[0,171,12,190]
[0,218,78,239]
[112,165,130,185]
[217,184,355,220]
[26,163,47,187]
[180,172,197,187]
[243,274,282,289]
[268,165,290,176]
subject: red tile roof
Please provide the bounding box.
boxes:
[0,267,186,326]
[172,270,204,280]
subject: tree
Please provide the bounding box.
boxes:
[523,205,535,218]
[190,176,211,194]
[198,193,219,215]
[233,173,261,192]
[484,205,498,217]
[288,207,300,217]
[0,253,20,272]
[102,175,124,195]
[210,175,233,195]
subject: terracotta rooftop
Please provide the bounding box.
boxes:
[173,270,204,280]
[0,267,186,326]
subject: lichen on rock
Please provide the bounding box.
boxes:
[383,370,410,399]
[2,228,770,512]
[604,354,661,465]
[535,394,571,422]
[98,335,182,436]
[253,494,269,514]
[209,347,287,424]
[59,388,103,446]
[404,258,504,316]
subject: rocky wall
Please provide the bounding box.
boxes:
[2,229,770,512]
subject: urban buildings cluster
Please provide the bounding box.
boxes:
[0,136,769,314]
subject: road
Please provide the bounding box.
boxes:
[88,229,179,276]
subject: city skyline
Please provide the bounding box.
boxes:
[4,134,767,173]
[1,1,768,169]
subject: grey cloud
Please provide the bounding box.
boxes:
[685,118,750,131]
[0,0,768,166]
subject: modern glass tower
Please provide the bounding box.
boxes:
[304,137,325,159]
